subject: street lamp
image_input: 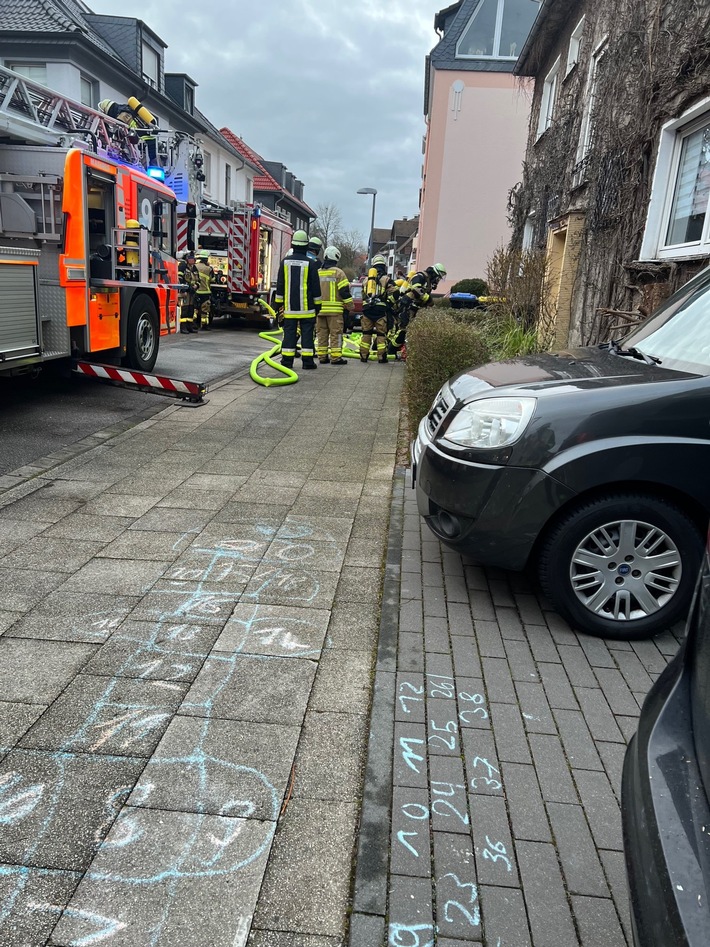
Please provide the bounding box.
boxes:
[357,187,377,269]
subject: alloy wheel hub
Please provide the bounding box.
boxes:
[569,518,682,621]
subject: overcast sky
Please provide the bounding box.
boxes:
[87,0,438,240]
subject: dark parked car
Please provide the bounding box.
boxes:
[346,280,363,332]
[412,266,710,639]
[622,531,710,944]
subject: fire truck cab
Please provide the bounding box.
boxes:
[0,144,179,377]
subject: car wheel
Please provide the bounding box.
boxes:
[538,493,703,640]
[124,295,159,372]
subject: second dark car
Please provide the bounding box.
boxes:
[622,530,710,944]
[412,266,710,639]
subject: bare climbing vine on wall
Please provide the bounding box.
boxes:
[510,0,710,344]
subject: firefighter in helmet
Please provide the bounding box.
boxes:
[195,250,214,331]
[317,246,353,365]
[179,250,199,333]
[307,235,323,265]
[274,230,322,369]
[392,262,447,352]
[360,254,397,363]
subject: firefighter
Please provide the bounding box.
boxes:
[316,246,353,365]
[274,230,322,370]
[179,250,199,333]
[392,262,447,351]
[98,97,158,164]
[360,254,396,363]
[195,249,214,331]
[307,235,323,265]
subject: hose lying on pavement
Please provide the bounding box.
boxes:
[250,300,299,387]
[343,332,398,360]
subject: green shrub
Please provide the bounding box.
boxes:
[405,311,490,431]
[451,277,489,296]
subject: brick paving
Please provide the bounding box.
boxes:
[350,467,684,947]
[0,358,687,947]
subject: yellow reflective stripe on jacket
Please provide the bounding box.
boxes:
[319,266,351,313]
[283,259,311,315]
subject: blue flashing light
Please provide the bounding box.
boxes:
[147,166,165,181]
[253,206,261,218]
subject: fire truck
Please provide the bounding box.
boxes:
[180,202,292,323]
[0,66,203,377]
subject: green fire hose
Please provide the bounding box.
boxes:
[250,300,299,387]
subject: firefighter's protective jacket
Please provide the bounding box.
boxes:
[274,249,322,318]
[401,270,431,308]
[318,265,353,315]
[195,260,213,295]
[363,266,396,314]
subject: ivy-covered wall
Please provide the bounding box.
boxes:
[512,0,710,345]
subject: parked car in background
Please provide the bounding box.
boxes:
[622,529,710,945]
[347,280,363,332]
[412,266,710,639]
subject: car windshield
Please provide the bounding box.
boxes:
[351,285,362,299]
[623,270,710,374]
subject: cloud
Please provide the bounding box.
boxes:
[88,0,436,235]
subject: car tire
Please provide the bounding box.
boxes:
[124,295,159,373]
[538,493,703,640]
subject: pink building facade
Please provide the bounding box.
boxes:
[417,0,539,293]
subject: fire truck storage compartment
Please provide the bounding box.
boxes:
[0,145,71,364]
[0,247,41,362]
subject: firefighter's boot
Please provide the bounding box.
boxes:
[302,357,317,370]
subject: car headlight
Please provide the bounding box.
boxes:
[444,397,536,449]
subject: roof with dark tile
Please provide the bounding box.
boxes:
[0,0,121,58]
[429,0,519,74]
[221,126,315,218]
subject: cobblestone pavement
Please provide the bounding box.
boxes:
[0,362,403,947]
[350,467,684,947]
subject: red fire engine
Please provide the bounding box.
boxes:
[177,203,292,321]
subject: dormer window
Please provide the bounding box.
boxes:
[142,42,160,89]
[456,0,540,61]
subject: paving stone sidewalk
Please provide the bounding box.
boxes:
[0,361,403,947]
[350,468,684,947]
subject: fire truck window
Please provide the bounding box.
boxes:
[87,179,114,251]
[137,185,173,254]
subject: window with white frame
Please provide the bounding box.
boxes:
[225,164,231,205]
[566,16,585,75]
[456,0,540,60]
[203,152,212,193]
[537,57,560,138]
[573,37,608,185]
[141,42,160,89]
[8,62,47,84]
[641,99,710,260]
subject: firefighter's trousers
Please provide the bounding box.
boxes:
[316,311,344,361]
[196,293,211,328]
[179,299,195,332]
[282,316,315,360]
[360,313,388,362]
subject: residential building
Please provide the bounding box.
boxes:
[219,130,316,233]
[0,2,307,218]
[513,0,710,346]
[416,0,540,292]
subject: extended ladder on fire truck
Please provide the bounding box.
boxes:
[0,64,203,207]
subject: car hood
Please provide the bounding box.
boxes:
[448,347,696,400]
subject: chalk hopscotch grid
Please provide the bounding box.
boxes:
[0,515,343,947]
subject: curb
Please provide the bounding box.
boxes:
[349,466,406,946]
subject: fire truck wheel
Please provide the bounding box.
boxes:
[125,295,159,373]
